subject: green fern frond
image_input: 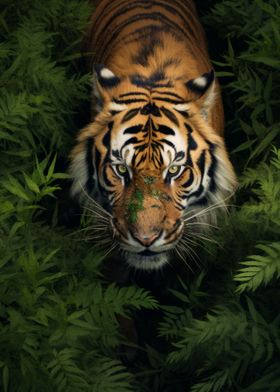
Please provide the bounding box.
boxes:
[190,368,233,392]
[47,348,88,392]
[88,357,134,392]
[167,306,248,364]
[234,242,280,293]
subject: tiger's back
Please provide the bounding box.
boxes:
[85,0,224,134]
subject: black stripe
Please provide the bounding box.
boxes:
[175,151,185,161]
[188,150,206,199]
[158,125,175,135]
[121,108,140,123]
[160,138,175,148]
[121,136,139,149]
[119,92,149,98]
[103,167,114,187]
[112,149,121,160]
[185,123,198,150]
[160,107,179,126]
[113,97,147,105]
[133,152,147,167]
[207,143,217,192]
[153,96,185,104]
[153,97,186,104]
[151,90,184,100]
[174,109,190,119]
[110,110,119,116]
[164,219,181,240]
[124,125,143,134]
[182,168,194,188]
[133,37,163,66]
[130,74,172,89]
[103,122,113,166]
[140,102,161,116]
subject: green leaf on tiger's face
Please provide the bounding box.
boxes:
[126,189,145,223]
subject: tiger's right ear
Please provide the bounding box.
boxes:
[185,70,216,121]
[185,70,215,99]
[92,65,121,111]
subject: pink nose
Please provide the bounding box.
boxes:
[131,231,160,246]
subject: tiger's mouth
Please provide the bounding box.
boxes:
[124,250,169,270]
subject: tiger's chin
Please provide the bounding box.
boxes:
[124,250,169,270]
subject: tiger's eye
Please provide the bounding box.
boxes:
[168,165,180,176]
[116,164,128,175]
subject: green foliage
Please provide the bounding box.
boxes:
[0,0,280,391]
[204,0,280,163]
[88,357,134,392]
[126,189,144,223]
[234,242,280,293]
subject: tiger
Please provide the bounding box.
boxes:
[70,0,237,270]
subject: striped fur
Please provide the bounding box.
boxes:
[70,0,237,270]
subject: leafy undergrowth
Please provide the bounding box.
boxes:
[0,0,279,391]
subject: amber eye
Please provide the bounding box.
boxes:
[168,165,181,176]
[116,164,128,176]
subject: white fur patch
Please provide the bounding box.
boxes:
[193,76,207,87]
[214,147,236,193]
[100,68,116,79]
[174,103,190,112]
[109,102,128,112]
[203,82,216,109]
[125,252,169,270]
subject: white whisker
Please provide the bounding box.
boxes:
[186,221,218,230]
[183,192,236,223]
[82,206,110,222]
[175,245,195,273]
[177,242,200,270]
[78,181,112,218]
[185,232,220,246]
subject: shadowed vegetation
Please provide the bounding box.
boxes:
[0,0,279,391]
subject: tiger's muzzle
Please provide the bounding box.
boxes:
[111,193,183,270]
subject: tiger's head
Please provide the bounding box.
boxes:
[70,66,237,270]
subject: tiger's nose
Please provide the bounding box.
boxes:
[131,231,161,247]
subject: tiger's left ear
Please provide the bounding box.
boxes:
[185,70,216,119]
[92,65,121,111]
[94,64,121,89]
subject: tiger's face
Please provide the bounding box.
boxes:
[71,66,237,270]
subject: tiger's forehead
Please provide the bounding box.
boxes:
[94,92,211,171]
[109,112,188,169]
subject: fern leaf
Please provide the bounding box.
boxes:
[234,242,280,293]
[89,357,134,392]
